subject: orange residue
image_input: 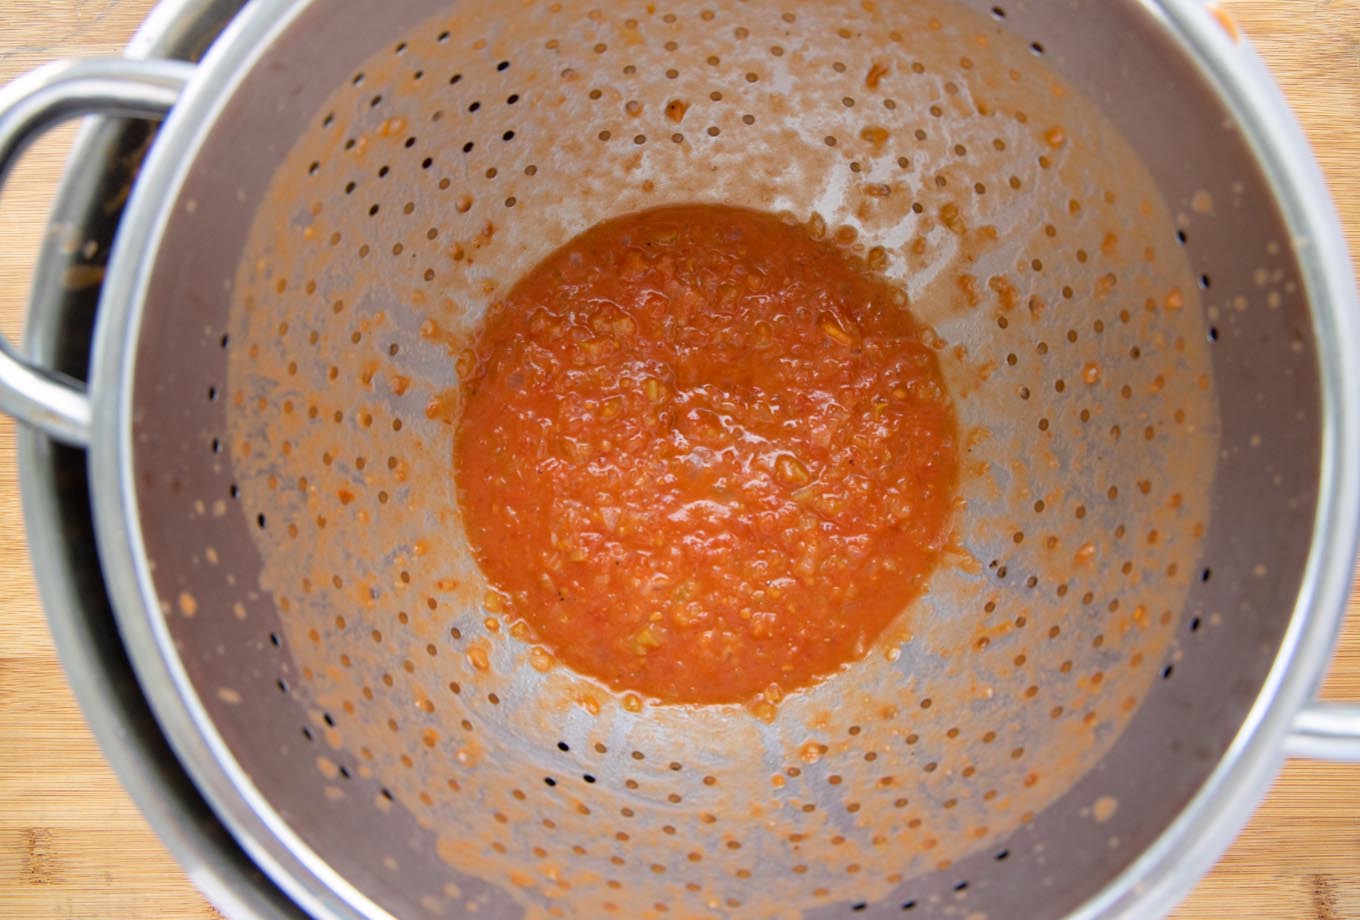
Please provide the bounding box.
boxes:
[466,644,491,671]
[664,99,689,123]
[956,273,980,306]
[1208,3,1240,43]
[799,742,828,764]
[424,388,459,425]
[940,202,967,235]
[865,61,890,89]
[859,125,890,149]
[419,317,461,355]
[988,275,1018,311]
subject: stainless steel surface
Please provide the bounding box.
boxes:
[16,0,302,917]
[8,0,1360,918]
[0,57,191,446]
[1069,2,1360,915]
[1284,703,1360,761]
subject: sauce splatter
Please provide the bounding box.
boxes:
[1208,4,1241,43]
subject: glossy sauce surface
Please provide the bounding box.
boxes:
[456,205,958,704]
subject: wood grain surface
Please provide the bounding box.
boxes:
[0,1,1357,918]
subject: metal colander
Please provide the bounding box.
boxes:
[3,0,1358,918]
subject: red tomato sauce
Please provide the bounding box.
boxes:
[455,205,958,705]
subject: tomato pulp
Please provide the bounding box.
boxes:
[455,205,959,704]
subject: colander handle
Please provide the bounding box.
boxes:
[0,57,193,448]
[1286,703,1360,762]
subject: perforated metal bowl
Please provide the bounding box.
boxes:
[2,1,1359,919]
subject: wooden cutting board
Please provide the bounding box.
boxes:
[0,1,1356,917]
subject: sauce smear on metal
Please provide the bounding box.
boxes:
[455,204,958,704]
